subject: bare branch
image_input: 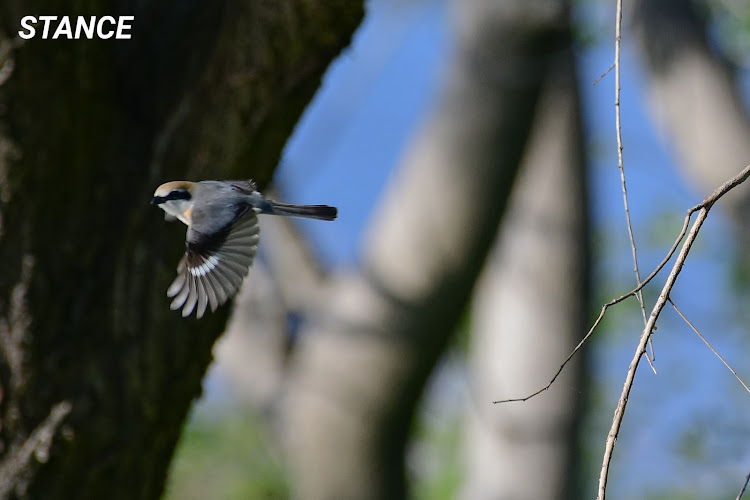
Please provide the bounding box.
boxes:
[596,162,750,500]
[593,63,615,85]
[612,0,656,373]
[494,162,750,497]
[493,187,694,404]
[737,470,750,500]
[669,299,750,395]
[493,303,607,403]
[597,206,707,499]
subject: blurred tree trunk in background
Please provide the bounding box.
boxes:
[282,1,576,499]
[0,1,362,499]
[632,0,750,220]
[215,211,327,413]
[462,46,588,500]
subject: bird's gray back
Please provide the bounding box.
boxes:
[190,181,255,236]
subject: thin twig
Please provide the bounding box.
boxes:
[493,164,750,400]
[670,299,750,395]
[493,186,695,404]
[593,63,615,85]
[611,0,656,373]
[596,162,750,500]
[597,206,709,500]
[737,470,750,500]
[494,165,750,495]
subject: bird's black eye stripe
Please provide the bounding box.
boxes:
[154,189,191,203]
[166,189,191,201]
[151,189,191,205]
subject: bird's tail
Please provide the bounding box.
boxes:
[265,201,338,221]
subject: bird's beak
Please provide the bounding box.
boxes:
[151,196,164,205]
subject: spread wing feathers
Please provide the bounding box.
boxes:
[167,213,260,318]
[226,180,258,194]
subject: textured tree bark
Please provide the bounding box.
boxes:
[282,1,574,499]
[632,0,750,219]
[0,1,362,499]
[462,45,588,500]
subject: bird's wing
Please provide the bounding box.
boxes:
[225,180,258,194]
[167,211,260,318]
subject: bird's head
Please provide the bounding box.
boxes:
[151,181,195,225]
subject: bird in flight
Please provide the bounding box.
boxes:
[152,179,337,318]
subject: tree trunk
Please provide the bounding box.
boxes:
[462,44,588,500]
[631,0,750,219]
[0,1,362,498]
[282,1,574,498]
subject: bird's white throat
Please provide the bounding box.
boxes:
[159,199,192,226]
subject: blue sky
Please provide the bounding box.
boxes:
[277,0,448,266]
[206,0,750,497]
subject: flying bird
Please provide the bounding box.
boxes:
[152,179,337,318]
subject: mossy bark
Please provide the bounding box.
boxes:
[0,2,362,498]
